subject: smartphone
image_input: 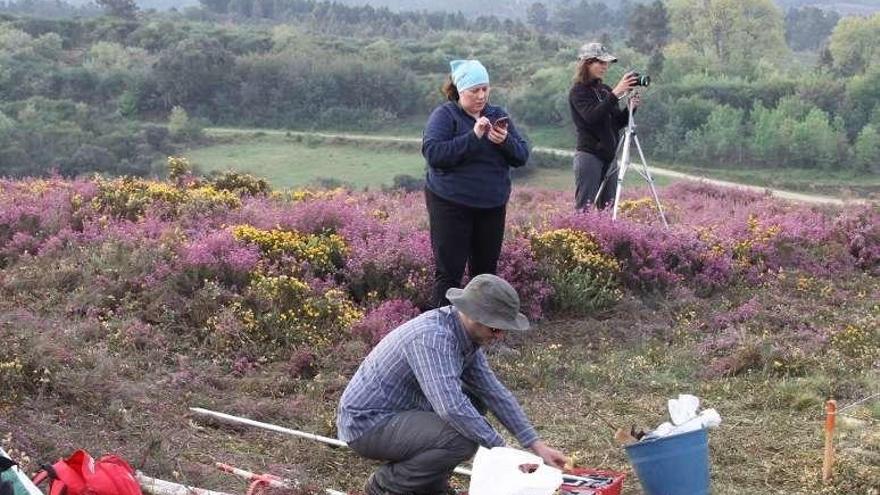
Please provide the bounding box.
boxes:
[493,116,509,130]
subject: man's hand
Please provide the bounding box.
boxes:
[529,440,569,469]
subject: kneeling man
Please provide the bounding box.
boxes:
[337,274,567,495]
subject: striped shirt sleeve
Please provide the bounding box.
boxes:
[462,351,539,448]
[405,331,506,447]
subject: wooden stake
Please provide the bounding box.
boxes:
[822,399,837,483]
[136,472,234,495]
[214,462,346,495]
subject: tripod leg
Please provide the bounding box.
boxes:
[597,137,627,209]
[593,176,607,209]
[611,131,632,221]
[632,135,669,228]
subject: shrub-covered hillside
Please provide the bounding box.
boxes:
[0,165,878,493]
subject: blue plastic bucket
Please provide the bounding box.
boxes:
[623,428,710,495]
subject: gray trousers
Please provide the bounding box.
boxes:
[348,411,479,495]
[574,151,617,210]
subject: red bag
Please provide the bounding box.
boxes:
[32,450,142,495]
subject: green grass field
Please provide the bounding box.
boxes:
[272,122,879,200]
[188,133,675,191]
[186,135,424,189]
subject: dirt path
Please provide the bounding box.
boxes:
[207,128,872,206]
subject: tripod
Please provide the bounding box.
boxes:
[594,91,668,228]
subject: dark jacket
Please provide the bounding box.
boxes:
[569,80,630,164]
[422,102,529,209]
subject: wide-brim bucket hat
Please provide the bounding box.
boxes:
[446,274,530,332]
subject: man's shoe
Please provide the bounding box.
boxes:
[364,474,403,495]
[364,474,382,495]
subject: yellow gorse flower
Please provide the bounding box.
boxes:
[232,225,347,273]
[285,188,345,203]
[247,274,363,349]
[531,228,620,274]
[91,177,241,219]
[618,198,656,216]
[187,186,241,208]
[732,214,781,265]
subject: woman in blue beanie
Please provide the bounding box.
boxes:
[421,59,530,308]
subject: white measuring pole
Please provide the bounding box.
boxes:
[191,407,347,447]
[189,407,473,477]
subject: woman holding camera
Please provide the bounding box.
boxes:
[569,42,641,210]
[421,59,530,308]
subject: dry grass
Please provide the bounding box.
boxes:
[1,273,878,495]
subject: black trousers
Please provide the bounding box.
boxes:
[574,151,617,210]
[425,187,506,308]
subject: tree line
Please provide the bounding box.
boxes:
[0,0,878,178]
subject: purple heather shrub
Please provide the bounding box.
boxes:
[297,273,346,294]
[4,232,39,258]
[551,209,733,292]
[507,188,572,230]
[350,299,421,346]
[142,260,176,289]
[36,227,78,257]
[772,323,829,359]
[179,229,261,278]
[342,216,433,307]
[1,177,875,340]
[237,195,359,234]
[372,190,433,229]
[710,297,761,330]
[698,325,745,357]
[496,235,553,320]
[76,213,175,248]
[835,206,880,274]
[231,355,259,376]
[287,348,318,378]
[0,178,97,255]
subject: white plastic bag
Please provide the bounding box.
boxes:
[667,394,701,425]
[469,446,563,495]
[649,394,723,438]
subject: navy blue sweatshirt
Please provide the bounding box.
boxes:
[422,102,529,208]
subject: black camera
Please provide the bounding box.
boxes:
[631,72,651,87]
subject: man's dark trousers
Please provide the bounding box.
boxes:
[348,411,479,495]
[425,187,506,308]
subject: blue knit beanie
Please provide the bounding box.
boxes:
[450,60,489,92]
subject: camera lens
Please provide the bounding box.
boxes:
[630,71,651,87]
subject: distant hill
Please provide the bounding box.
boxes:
[32,0,880,16]
[288,0,878,18]
[60,0,200,9]
[805,2,880,15]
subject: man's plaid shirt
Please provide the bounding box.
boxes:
[336,306,539,448]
